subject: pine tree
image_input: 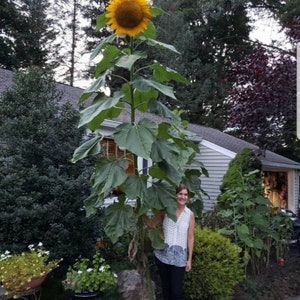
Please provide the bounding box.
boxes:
[0,0,55,69]
[0,67,95,263]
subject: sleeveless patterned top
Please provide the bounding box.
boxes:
[154,206,191,267]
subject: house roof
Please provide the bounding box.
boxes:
[1,67,300,170]
[188,124,300,169]
[0,68,83,109]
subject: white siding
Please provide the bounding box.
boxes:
[197,144,233,211]
[293,171,300,214]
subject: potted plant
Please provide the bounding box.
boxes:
[0,242,61,298]
[63,251,117,299]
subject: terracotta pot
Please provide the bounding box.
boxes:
[21,274,47,290]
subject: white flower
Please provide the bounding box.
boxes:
[45,251,50,256]
[28,244,34,250]
[78,270,83,274]
[38,242,43,247]
[4,251,10,255]
[99,266,105,272]
[87,268,93,272]
[114,273,118,278]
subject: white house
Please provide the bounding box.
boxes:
[1,67,300,214]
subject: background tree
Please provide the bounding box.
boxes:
[0,67,96,264]
[225,0,299,159]
[0,0,54,69]
[226,46,296,154]
[49,0,89,86]
[149,0,252,129]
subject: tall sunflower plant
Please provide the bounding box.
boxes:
[72,0,206,290]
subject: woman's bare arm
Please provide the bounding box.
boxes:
[186,211,195,272]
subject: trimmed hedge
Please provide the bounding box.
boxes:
[184,226,245,300]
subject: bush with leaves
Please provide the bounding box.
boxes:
[184,226,244,300]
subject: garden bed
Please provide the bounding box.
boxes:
[233,243,300,300]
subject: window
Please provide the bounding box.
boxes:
[263,171,287,208]
[100,138,134,175]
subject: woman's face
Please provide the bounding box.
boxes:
[176,188,189,206]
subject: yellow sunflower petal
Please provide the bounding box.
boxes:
[106,0,152,37]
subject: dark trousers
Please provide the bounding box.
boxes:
[155,257,186,300]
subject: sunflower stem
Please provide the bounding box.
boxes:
[129,35,155,300]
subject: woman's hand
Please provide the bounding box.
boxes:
[186,260,192,272]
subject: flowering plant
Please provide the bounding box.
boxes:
[0,242,61,296]
[63,251,117,294]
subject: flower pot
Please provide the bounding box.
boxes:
[73,291,101,299]
[21,274,47,290]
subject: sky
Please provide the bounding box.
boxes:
[248,9,289,49]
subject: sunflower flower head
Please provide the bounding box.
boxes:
[106,0,152,37]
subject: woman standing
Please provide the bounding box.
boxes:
[144,184,195,300]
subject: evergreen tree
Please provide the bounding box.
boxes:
[0,0,54,69]
[0,67,95,264]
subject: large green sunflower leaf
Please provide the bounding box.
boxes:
[104,199,134,243]
[142,38,180,54]
[116,52,147,70]
[147,227,164,249]
[91,34,117,60]
[86,102,124,132]
[78,92,93,105]
[157,122,172,139]
[151,139,180,164]
[113,118,158,158]
[122,175,148,200]
[149,161,182,186]
[95,45,121,76]
[149,63,189,84]
[134,89,159,112]
[92,157,128,194]
[121,83,158,112]
[148,100,181,124]
[79,91,124,128]
[83,192,108,217]
[137,21,156,39]
[71,135,102,163]
[150,6,165,17]
[132,78,176,99]
[96,12,108,31]
[144,184,177,221]
[81,69,110,96]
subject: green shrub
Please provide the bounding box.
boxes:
[184,226,245,300]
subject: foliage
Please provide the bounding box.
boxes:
[226,44,296,155]
[149,0,253,129]
[211,148,293,274]
[0,0,53,69]
[217,171,292,274]
[184,226,244,300]
[277,0,300,42]
[0,243,61,297]
[63,251,117,294]
[219,148,262,195]
[0,67,96,265]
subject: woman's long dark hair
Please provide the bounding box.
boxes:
[176,184,189,195]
